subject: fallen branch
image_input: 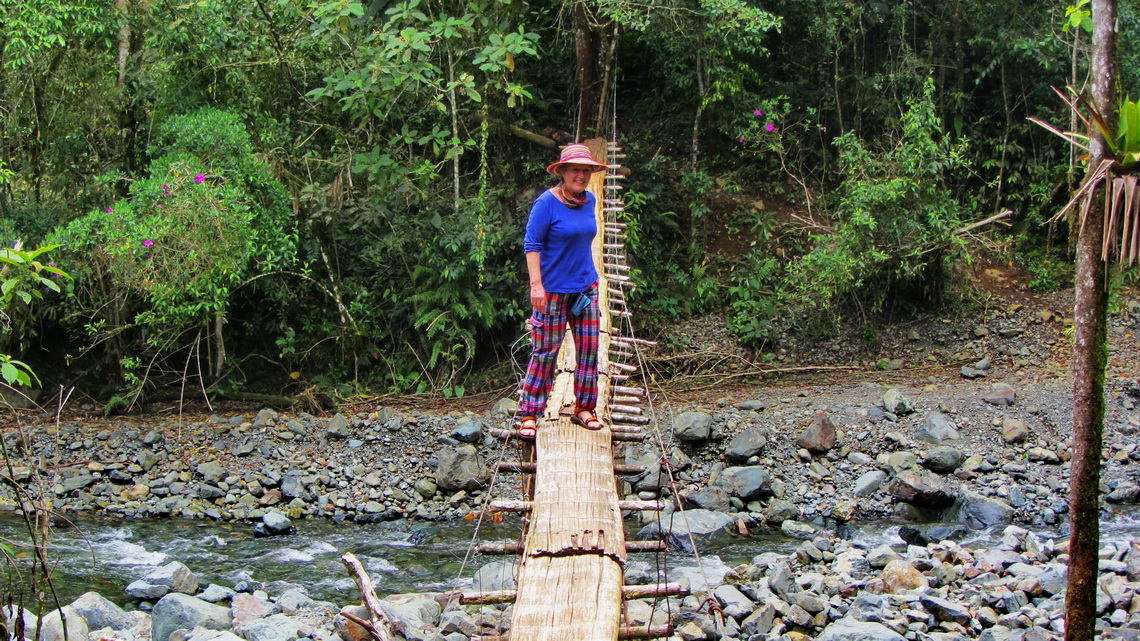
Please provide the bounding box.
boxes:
[341,552,397,641]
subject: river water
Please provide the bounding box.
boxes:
[4,510,1138,608]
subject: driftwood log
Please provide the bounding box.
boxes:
[340,552,397,641]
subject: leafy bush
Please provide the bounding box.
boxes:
[781,78,972,319]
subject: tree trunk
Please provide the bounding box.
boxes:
[573,1,597,139]
[1065,1,1116,640]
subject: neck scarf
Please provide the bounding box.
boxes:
[552,184,588,209]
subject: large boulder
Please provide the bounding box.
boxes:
[636,509,734,553]
[40,607,89,641]
[470,560,518,592]
[126,561,199,599]
[796,413,837,453]
[724,427,767,461]
[817,618,906,641]
[678,487,731,512]
[916,411,959,444]
[951,491,1014,529]
[71,592,134,631]
[234,613,304,641]
[889,471,956,508]
[880,560,928,593]
[435,445,491,491]
[1002,418,1029,444]
[715,466,772,501]
[2,605,37,641]
[197,461,228,484]
[923,446,965,474]
[151,593,232,641]
[853,470,888,497]
[673,412,713,441]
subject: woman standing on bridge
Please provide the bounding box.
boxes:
[517,144,607,438]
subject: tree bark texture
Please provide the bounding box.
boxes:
[1065,1,1116,640]
[573,1,597,139]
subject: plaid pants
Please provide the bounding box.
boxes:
[519,288,599,417]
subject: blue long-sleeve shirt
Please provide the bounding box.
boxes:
[523,189,599,293]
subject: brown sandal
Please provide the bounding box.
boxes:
[570,408,603,431]
[518,416,538,439]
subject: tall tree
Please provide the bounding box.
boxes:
[1065,0,1116,638]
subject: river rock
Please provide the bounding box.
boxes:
[198,584,236,604]
[450,420,482,443]
[724,427,767,461]
[636,509,733,552]
[674,412,713,441]
[490,397,518,418]
[679,486,731,511]
[280,473,311,500]
[781,520,817,540]
[735,399,766,411]
[917,411,959,444]
[126,562,199,599]
[71,592,134,631]
[924,446,965,474]
[435,445,491,491]
[231,593,280,627]
[197,461,227,484]
[1127,539,1140,580]
[886,451,918,474]
[381,594,441,631]
[326,414,350,439]
[880,559,928,593]
[235,613,304,641]
[764,499,800,524]
[890,471,956,508]
[151,593,232,641]
[983,383,1017,406]
[919,594,972,625]
[713,584,755,620]
[471,560,517,592]
[1106,481,1140,503]
[867,545,901,569]
[882,389,913,415]
[3,605,37,641]
[257,511,293,536]
[960,365,987,379]
[817,617,906,641]
[1002,418,1030,444]
[740,603,776,636]
[715,466,771,500]
[796,412,837,453]
[853,470,888,497]
[40,607,89,641]
[953,491,1015,529]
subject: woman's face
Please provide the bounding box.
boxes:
[557,164,594,196]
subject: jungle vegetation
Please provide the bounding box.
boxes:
[1,0,1138,406]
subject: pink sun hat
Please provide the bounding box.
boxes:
[546,143,608,175]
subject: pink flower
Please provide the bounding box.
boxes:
[195,174,206,184]
[162,184,169,191]
[738,136,745,143]
[143,240,154,247]
[106,207,113,214]
[765,123,776,132]
[753,110,763,116]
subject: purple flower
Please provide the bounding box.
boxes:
[765,123,776,132]
[106,207,113,214]
[195,174,206,184]
[738,136,745,143]
[753,110,763,116]
[162,184,169,191]
[143,240,154,247]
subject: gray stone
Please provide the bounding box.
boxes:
[781,520,817,540]
[3,605,37,641]
[1127,539,1140,581]
[61,475,96,492]
[796,413,837,453]
[920,594,972,625]
[674,412,713,441]
[471,560,518,592]
[275,589,325,614]
[867,544,901,569]
[724,427,767,461]
[435,445,491,491]
[234,614,303,641]
[413,479,438,500]
[764,499,800,524]
[151,594,231,641]
[768,561,799,601]
[924,446,965,474]
[380,594,441,630]
[490,397,519,418]
[854,470,888,497]
[141,562,199,597]
[917,411,959,444]
[982,384,1017,406]
[817,617,906,641]
[1002,418,1029,444]
[262,511,293,535]
[71,592,134,631]
[679,486,731,512]
[439,610,479,636]
[326,414,350,439]
[712,584,754,620]
[740,603,776,636]
[960,366,987,379]
[886,451,919,474]
[450,421,483,443]
[197,461,228,484]
[882,389,914,415]
[280,473,311,500]
[252,408,277,428]
[890,471,956,508]
[735,399,766,411]
[1106,481,1140,503]
[636,509,734,553]
[848,593,884,623]
[40,607,89,641]
[953,491,1014,529]
[198,584,236,604]
[715,466,771,500]
[137,450,160,471]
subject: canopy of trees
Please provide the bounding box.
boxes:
[1,0,1137,405]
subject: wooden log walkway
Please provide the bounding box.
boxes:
[467,139,680,641]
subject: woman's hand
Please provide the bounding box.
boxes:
[530,282,547,313]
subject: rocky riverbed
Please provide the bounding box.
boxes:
[3,292,1140,640]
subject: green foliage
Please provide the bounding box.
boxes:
[782,78,972,317]
[1018,246,1074,292]
[727,252,779,348]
